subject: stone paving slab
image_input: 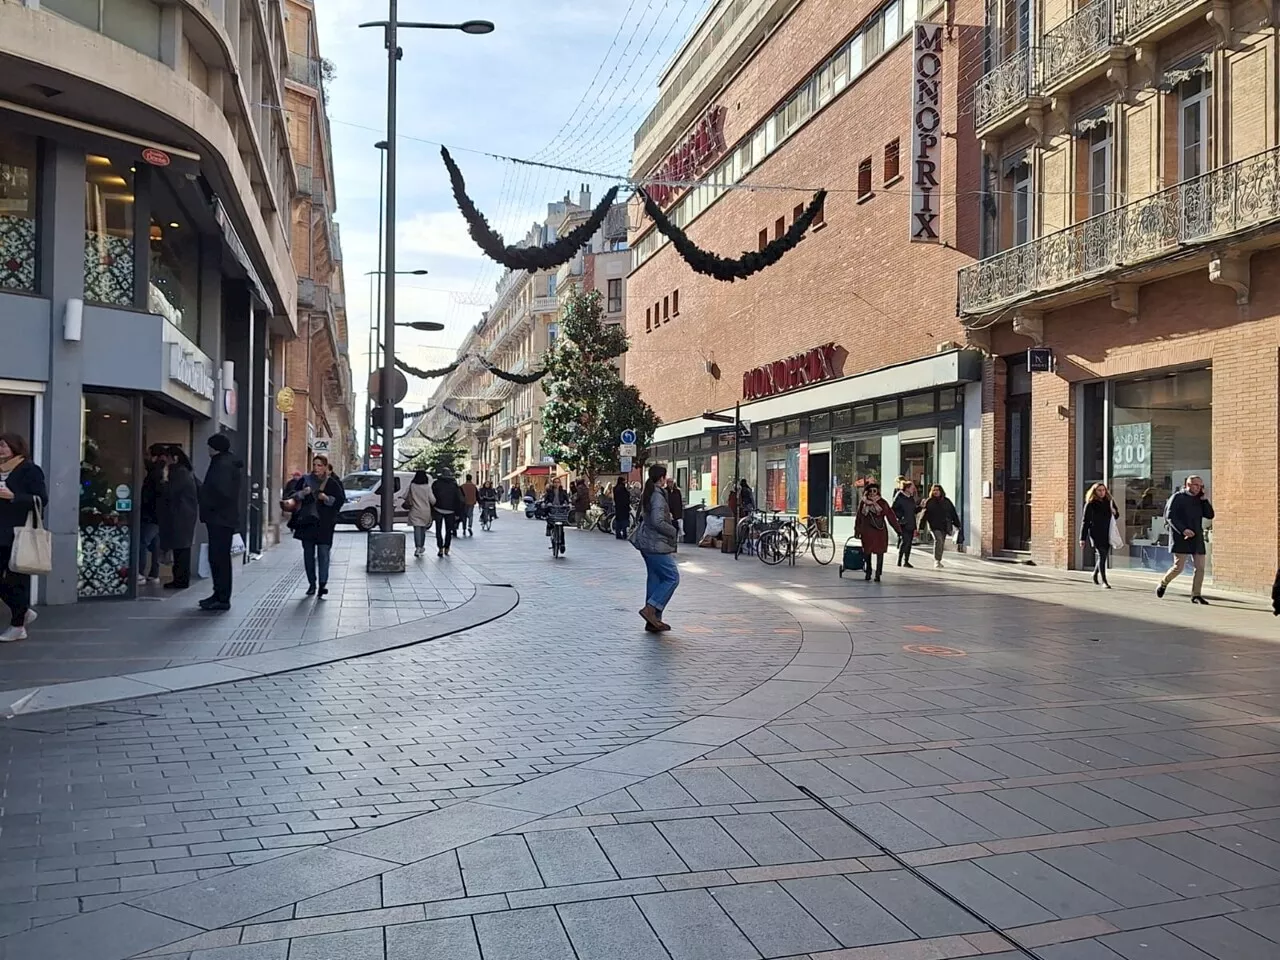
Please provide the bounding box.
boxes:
[2,519,1280,960]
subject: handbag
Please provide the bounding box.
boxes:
[1108,514,1125,550]
[10,498,52,575]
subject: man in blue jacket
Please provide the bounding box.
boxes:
[1156,475,1214,605]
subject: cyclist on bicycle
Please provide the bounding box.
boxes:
[542,478,571,551]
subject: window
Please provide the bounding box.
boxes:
[1012,162,1033,246]
[774,217,785,241]
[45,0,162,60]
[1088,123,1112,216]
[833,408,853,430]
[793,204,804,223]
[813,195,826,225]
[646,306,652,332]
[148,177,201,342]
[1179,72,1212,180]
[884,139,900,183]
[884,0,903,43]
[0,131,38,292]
[672,289,679,316]
[758,228,768,251]
[901,392,935,417]
[864,15,885,61]
[607,278,622,313]
[858,157,873,199]
[875,399,898,421]
[663,295,669,321]
[809,413,831,433]
[84,154,135,306]
[547,273,557,296]
[1015,0,1033,53]
[847,34,863,81]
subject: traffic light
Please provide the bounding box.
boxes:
[370,406,405,433]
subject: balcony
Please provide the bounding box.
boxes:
[1041,0,1119,90]
[957,146,1280,316]
[973,47,1040,134]
[298,277,330,311]
[1116,0,1207,40]
[296,164,313,197]
[288,53,320,89]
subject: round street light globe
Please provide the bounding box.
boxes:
[460,20,495,34]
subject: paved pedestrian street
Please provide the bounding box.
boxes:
[1,515,1278,960]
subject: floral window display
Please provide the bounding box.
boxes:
[84,155,135,306]
[0,132,38,292]
[79,393,136,598]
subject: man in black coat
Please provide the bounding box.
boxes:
[158,446,199,590]
[1156,475,1214,604]
[198,434,242,610]
[430,468,464,557]
[138,444,166,584]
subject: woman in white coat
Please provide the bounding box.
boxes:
[403,470,435,557]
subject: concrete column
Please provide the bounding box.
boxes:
[40,144,87,605]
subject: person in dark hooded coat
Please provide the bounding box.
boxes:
[157,446,199,590]
[198,433,242,610]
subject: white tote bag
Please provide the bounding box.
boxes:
[10,498,52,575]
[1108,514,1125,551]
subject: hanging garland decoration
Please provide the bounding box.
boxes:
[442,403,503,424]
[476,356,547,385]
[442,146,620,272]
[638,187,828,282]
[395,356,464,380]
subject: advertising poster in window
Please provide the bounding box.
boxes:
[1111,422,1152,479]
[798,442,809,519]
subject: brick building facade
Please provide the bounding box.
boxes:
[627,0,988,544]
[960,0,1280,595]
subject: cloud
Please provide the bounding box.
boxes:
[399,210,482,261]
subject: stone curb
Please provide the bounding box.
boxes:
[0,584,519,718]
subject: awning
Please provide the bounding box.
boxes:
[503,464,553,481]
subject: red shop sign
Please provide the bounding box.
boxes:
[141,147,171,167]
[742,343,838,401]
[646,106,728,209]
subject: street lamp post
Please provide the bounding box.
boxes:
[363,268,429,467]
[358,4,492,571]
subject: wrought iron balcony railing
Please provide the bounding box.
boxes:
[1041,0,1118,88]
[973,46,1039,130]
[958,145,1280,315]
[1116,0,1204,36]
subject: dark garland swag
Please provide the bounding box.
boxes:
[477,356,546,384]
[442,147,620,273]
[395,356,463,380]
[638,187,828,282]
[442,404,503,424]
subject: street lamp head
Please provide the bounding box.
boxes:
[460,19,495,34]
[399,321,445,332]
[374,140,389,150]
[408,269,429,275]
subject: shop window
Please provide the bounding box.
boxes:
[148,177,201,342]
[938,388,957,411]
[79,391,138,598]
[84,155,135,306]
[786,419,801,436]
[853,404,874,424]
[764,450,788,512]
[858,158,873,199]
[833,408,852,430]
[607,278,622,313]
[875,399,898,421]
[884,139,900,183]
[832,436,882,515]
[672,289,679,316]
[901,392,935,418]
[809,413,831,433]
[0,131,38,293]
[774,217,785,241]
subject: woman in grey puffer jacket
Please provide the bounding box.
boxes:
[633,463,679,632]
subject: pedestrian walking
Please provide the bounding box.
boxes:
[1080,482,1120,589]
[508,483,521,510]
[285,454,345,597]
[854,481,902,582]
[892,480,921,568]
[460,473,478,536]
[0,433,47,643]
[1156,475,1214,604]
[403,470,435,557]
[157,446,198,590]
[572,479,591,529]
[921,484,962,569]
[667,478,684,539]
[613,475,631,539]
[738,478,755,517]
[198,433,242,611]
[431,468,464,557]
[633,464,679,632]
[137,443,166,584]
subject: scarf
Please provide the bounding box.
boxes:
[859,495,883,517]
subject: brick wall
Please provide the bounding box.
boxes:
[627,0,983,423]
[985,247,1280,593]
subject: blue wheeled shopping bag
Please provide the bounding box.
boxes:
[838,539,865,577]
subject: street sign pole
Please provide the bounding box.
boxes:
[734,402,741,504]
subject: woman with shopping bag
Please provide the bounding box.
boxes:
[1080,482,1122,589]
[0,433,49,642]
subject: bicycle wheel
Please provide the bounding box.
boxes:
[552,528,563,558]
[734,521,753,559]
[758,529,788,565]
[810,533,836,565]
[596,512,611,533]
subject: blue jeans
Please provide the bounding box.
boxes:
[413,525,428,551]
[302,541,331,586]
[642,551,680,613]
[139,522,160,578]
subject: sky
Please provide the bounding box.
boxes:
[313,0,712,439]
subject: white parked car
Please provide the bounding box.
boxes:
[337,471,415,531]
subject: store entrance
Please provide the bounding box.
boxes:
[899,439,935,491]
[1004,357,1032,551]
[807,451,830,521]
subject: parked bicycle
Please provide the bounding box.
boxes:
[734,510,785,560]
[759,514,835,566]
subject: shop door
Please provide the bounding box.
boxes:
[1004,393,1032,551]
[80,392,141,598]
[899,439,935,491]
[807,452,830,521]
